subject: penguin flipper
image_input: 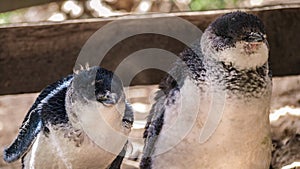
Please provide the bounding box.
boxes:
[3,75,74,163]
[108,143,127,169]
[3,108,42,163]
[140,97,165,169]
[141,47,197,168]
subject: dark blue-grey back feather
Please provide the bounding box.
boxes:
[3,108,42,163]
[3,75,73,163]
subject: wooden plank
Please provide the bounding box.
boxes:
[0,0,61,13]
[0,5,300,95]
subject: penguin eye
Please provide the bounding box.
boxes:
[96,92,118,106]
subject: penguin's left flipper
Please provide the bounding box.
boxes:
[3,108,42,163]
[108,143,127,169]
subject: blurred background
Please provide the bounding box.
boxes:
[0,0,299,24]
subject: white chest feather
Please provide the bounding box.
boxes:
[152,78,271,169]
[215,41,269,70]
[23,125,118,169]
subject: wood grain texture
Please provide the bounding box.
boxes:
[0,0,61,13]
[0,5,300,95]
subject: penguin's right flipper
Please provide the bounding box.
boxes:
[3,75,73,163]
[140,42,204,168]
[3,108,42,163]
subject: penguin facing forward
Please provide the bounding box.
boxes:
[140,12,272,169]
[3,66,134,169]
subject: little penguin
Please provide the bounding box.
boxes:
[3,66,134,169]
[140,11,272,169]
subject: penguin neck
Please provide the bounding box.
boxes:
[198,56,271,98]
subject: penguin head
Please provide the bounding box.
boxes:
[201,11,269,70]
[66,66,133,132]
[94,67,134,129]
[65,66,133,154]
[94,67,124,107]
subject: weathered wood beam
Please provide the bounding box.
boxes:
[0,5,300,95]
[0,0,61,13]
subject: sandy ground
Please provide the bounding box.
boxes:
[1,76,300,169]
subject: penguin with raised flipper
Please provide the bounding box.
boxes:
[3,66,133,169]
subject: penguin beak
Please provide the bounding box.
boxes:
[122,102,134,129]
[96,91,118,106]
[122,118,133,129]
[245,32,265,42]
